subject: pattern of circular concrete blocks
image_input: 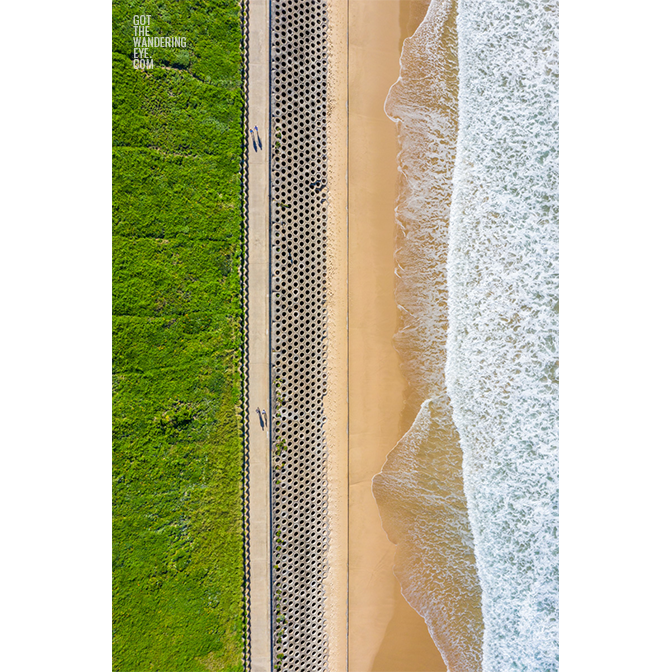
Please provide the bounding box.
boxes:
[270,1,330,670]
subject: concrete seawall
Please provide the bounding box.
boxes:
[268,1,332,670]
[244,2,347,669]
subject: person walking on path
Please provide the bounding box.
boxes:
[255,406,264,428]
[250,128,258,152]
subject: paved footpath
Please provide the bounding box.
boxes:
[247,1,271,670]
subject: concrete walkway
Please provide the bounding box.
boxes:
[247,1,271,670]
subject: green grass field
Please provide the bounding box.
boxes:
[112,2,245,670]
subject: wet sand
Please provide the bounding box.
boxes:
[348,1,445,670]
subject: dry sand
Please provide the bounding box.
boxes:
[324,1,350,670]
[347,1,446,670]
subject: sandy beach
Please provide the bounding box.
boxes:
[347,1,446,670]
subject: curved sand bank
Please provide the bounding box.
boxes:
[347,1,447,670]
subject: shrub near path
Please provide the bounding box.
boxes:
[112,2,245,670]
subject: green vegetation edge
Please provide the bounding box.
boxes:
[112,2,246,670]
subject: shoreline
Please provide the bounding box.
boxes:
[347,1,445,670]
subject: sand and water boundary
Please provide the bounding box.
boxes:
[342,1,445,669]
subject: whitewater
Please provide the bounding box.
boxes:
[373,0,559,670]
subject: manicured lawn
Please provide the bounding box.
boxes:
[112,2,245,670]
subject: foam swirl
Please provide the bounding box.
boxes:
[446,0,559,669]
[373,2,484,670]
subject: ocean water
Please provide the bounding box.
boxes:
[372,1,483,671]
[373,0,559,670]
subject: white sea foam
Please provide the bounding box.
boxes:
[373,2,483,671]
[374,0,559,669]
[447,0,559,669]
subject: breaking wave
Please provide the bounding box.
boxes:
[373,2,483,671]
[448,0,559,668]
[374,0,559,669]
